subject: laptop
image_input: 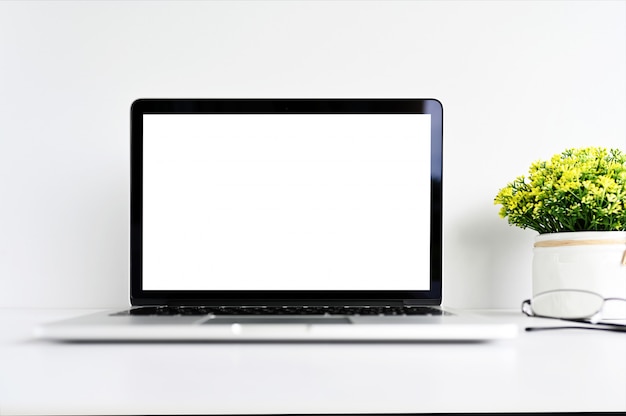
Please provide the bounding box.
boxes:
[36,98,517,341]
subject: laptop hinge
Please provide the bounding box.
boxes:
[134,300,409,307]
[403,299,441,306]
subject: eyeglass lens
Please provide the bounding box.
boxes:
[530,290,605,320]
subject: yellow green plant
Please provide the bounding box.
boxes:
[494,147,626,233]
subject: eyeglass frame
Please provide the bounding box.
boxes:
[521,288,626,323]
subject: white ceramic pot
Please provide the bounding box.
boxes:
[532,231,626,319]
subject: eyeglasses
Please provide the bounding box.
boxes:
[522,289,626,332]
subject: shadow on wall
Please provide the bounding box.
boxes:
[444,209,535,309]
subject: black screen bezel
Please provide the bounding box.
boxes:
[130,99,443,306]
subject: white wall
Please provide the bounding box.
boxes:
[1,1,624,309]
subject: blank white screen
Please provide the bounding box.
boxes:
[143,114,431,290]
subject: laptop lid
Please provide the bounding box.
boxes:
[130,99,443,307]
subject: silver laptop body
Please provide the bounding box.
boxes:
[36,99,517,342]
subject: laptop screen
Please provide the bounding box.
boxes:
[131,99,442,305]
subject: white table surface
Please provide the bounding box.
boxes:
[1,308,625,415]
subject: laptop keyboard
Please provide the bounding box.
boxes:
[115,305,447,316]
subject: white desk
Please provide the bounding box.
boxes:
[1,309,625,415]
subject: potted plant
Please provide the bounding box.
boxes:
[494,147,626,319]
